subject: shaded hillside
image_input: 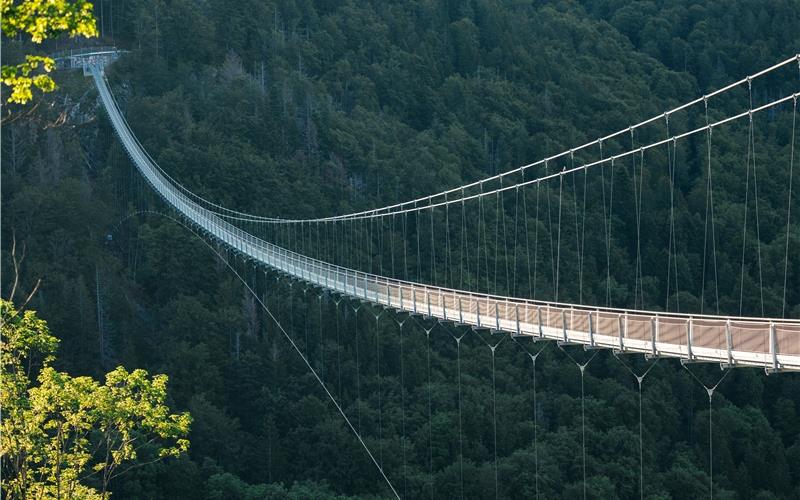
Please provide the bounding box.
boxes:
[2,1,799,498]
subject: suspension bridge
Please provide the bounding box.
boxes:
[67,48,800,498]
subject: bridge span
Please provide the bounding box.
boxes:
[89,64,800,373]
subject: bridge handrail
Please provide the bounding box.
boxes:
[93,64,800,326]
[91,64,800,371]
[51,46,125,61]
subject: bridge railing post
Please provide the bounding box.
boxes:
[426,289,432,318]
[363,273,368,300]
[725,319,733,366]
[651,316,658,357]
[770,321,779,371]
[537,305,543,338]
[624,313,629,351]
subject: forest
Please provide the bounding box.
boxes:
[2,0,800,498]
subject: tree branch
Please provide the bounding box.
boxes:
[7,230,43,316]
[9,231,21,301]
[16,278,42,315]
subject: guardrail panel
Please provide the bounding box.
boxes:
[92,66,800,370]
[731,322,768,354]
[627,314,650,342]
[777,324,800,355]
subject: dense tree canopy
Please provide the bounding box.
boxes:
[2,0,799,498]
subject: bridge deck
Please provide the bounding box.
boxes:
[92,66,800,372]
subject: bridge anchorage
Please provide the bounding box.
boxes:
[52,46,126,75]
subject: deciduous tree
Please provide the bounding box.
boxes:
[1,0,97,104]
[0,299,191,498]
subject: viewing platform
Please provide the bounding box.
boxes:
[51,46,126,74]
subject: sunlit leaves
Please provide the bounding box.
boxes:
[1,55,56,103]
[0,0,97,42]
[0,0,97,103]
[0,300,191,497]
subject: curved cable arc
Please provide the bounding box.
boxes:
[104,55,800,224]
[268,90,800,223]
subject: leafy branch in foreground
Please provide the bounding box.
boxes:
[1,299,192,498]
[1,0,98,104]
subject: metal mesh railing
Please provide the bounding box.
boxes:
[92,66,800,372]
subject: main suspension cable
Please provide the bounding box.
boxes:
[683,365,730,500]
[471,329,506,500]
[446,327,467,500]
[334,297,343,396]
[523,169,534,298]
[783,96,797,317]
[394,315,409,498]
[405,316,439,499]
[352,302,363,433]
[374,309,385,469]
[511,336,549,500]
[116,211,400,498]
[611,353,660,499]
[555,169,564,301]
[750,87,766,316]
[258,92,800,226]
[152,56,800,224]
[558,345,600,500]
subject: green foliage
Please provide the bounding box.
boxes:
[0,299,191,497]
[2,0,799,498]
[1,0,97,104]
[0,0,97,42]
[1,55,56,104]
